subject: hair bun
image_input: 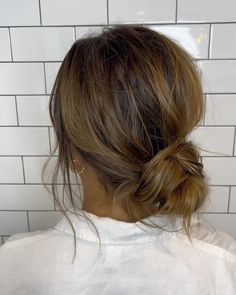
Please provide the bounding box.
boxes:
[134,139,208,219]
[162,140,204,177]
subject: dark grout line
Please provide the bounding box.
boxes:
[232,126,236,156]
[107,0,109,25]
[0,210,58,212]
[199,58,236,61]
[21,156,26,184]
[0,155,57,157]
[0,183,81,185]
[8,27,13,61]
[0,94,49,97]
[175,0,178,23]
[42,62,47,94]
[0,210,226,214]
[14,96,19,126]
[0,183,227,186]
[0,125,52,127]
[204,92,236,95]
[38,0,43,26]
[0,124,235,127]
[207,23,212,58]
[0,125,52,128]
[0,93,236,97]
[73,26,76,40]
[201,155,236,158]
[27,210,30,231]
[0,21,236,29]
[1,58,236,63]
[0,61,62,63]
[0,154,235,158]
[0,182,81,186]
[202,94,207,125]
[202,212,236,214]
[197,125,236,127]
[0,93,51,96]
[0,154,52,158]
[228,186,231,213]
[1,208,236,213]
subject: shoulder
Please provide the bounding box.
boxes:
[1,230,45,249]
[0,228,64,274]
[0,228,59,252]
[3,231,43,244]
[177,216,236,261]
[0,228,63,289]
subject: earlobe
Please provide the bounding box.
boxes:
[70,159,86,174]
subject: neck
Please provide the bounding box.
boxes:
[78,162,157,223]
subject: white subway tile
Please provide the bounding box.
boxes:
[0,29,11,61]
[28,211,63,231]
[0,185,54,210]
[0,157,24,183]
[229,187,236,213]
[149,24,209,59]
[0,211,28,235]
[109,0,176,24]
[23,156,62,184]
[44,63,61,94]
[188,126,235,156]
[11,27,75,62]
[205,95,236,125]
[0,127,50,155]
[40,0,107,25]
[178,0,236,23]
[23,156,81,184]
[201,186,229,213]
[0,63,45,95]
[0,96,17,125]
[201,213,236,239]
[202,157,236,185]
[198,60,236,93]
[0,0,40,26]
[16,96,51,126]
[75,26,105,39]
[210,24,236,58]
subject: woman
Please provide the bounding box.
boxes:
[0,24,235,294]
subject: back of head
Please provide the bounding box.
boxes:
[46,24,209,243]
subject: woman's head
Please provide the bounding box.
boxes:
[42,24,209,261]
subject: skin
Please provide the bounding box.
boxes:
[74,156,156,223]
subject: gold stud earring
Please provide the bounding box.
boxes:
[70,159,85,174]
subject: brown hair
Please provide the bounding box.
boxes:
[42,24,210,263]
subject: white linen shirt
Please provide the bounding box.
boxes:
[0,209,236,295]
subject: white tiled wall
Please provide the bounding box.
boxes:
[0,0,236,243]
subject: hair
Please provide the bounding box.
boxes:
[42,24,213,264]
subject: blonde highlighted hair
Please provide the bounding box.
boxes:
[42,24,211,263]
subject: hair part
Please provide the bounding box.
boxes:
[42,24,211,264]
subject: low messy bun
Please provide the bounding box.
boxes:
[136,139,205,205]
[133,139,209,236]
[43,24,210,262]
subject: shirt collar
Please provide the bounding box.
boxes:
[53,208,199,244]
